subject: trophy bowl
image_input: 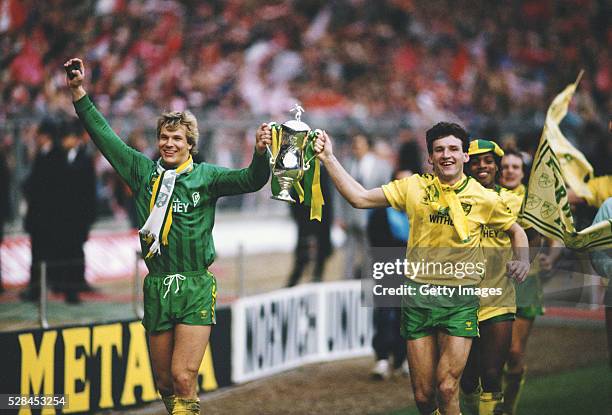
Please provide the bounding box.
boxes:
[268,105,316,203]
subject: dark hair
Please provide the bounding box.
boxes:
[352,133,372,149]
[61,118,84,138]
[425,122,469,154]
[37,117,58,138]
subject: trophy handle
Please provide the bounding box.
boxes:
[303,129,320,170]
[267,121,279,166]
[304,153,316,171]
[266,144,275,164]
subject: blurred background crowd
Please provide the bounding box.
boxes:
[0,0,610,226]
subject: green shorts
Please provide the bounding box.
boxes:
[142,269,217,333]
[515,272,545,320]
[400,280,480,340]
[515,305,544,320]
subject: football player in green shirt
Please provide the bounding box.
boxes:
[66,58,271,415]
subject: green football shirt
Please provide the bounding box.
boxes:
[74,95,270,273]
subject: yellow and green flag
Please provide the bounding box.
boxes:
[519,75,612,250]
[544,70,594,199]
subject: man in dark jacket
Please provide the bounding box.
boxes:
[52,120,97,302]
[21,119,97,303]
[21,118,58,301]
[286,166,334,287]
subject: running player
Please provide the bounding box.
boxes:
[314,123,530,415]
[65,58,270,415]
[499,149,558,414]
[460,139,522,415]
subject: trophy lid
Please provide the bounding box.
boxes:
[282,104,310,132]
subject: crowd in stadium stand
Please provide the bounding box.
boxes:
[0,0,610,221]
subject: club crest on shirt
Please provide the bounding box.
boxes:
[423,184,440,204]
[147,173,160,194]
[192,191,200,207]
[435,203,471,216]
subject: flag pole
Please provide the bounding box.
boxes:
[574,69,584,87]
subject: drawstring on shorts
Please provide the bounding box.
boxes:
[163,274,186,298]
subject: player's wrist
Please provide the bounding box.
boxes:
[254,145,266,156]
[320,153,335,164]
[71,86,87,102]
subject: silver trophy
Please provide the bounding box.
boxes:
[267,104,317,203]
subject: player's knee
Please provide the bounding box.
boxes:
[437,377,459,402]
[172,368,198,395]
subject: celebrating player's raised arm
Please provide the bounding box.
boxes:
[65,58,150,190]
[314,130,389,209]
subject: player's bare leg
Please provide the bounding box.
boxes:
[407,336,438,414]
[436,332,472,415]
[503,317,533,414]
[479,319,512,414]
[506,316,532,372]
[171,324,211,414]
[149,330,175,414]
[459,337,481,415]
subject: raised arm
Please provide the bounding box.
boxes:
[314,131,389,209]
[65,58,151,189]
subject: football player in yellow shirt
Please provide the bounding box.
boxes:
[499,149,561,414]
[460,140,522,415]
[314,122,530,415]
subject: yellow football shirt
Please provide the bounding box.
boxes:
[479,186,521,320]
[585,176,612,208]
[481,187,523,248]
[382,174,516,286]
[509,183,526,198]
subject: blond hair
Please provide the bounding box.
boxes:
[156,110,199,155]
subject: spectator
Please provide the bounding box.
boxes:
[51,119,97,301]
[20,118,96,303]
[367,169,411,380]
[339,133,392,279]
[21,118,59,301]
